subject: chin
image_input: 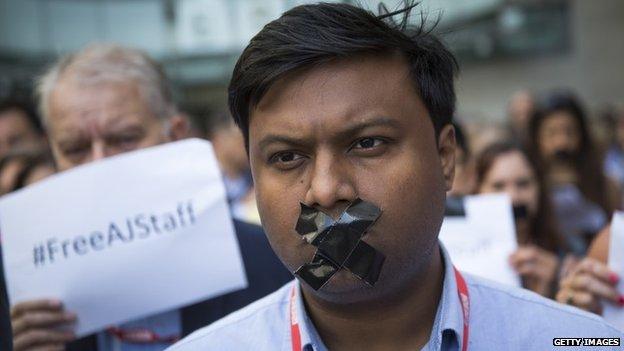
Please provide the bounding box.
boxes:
[302,270,382,304]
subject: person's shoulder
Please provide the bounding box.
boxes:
[230,218,293,289]
[167,281,294,351]
[233,219,264,237]
[465,273,622,336]
[232,219,279,259]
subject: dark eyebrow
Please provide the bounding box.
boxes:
[334,117,402,140]
[103,124,145,136]
[258,135,310,152]
[257,117,401,151]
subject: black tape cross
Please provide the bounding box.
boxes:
[512,204,528,219]
[294,198,384,290]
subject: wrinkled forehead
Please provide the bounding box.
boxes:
[47,78,154,138]
[248,54,424,146]
[542,111,579,130]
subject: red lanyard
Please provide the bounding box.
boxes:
[289,286,303,351]
[107,326,180,344]
[289,266,470,351]
[454,266,470,351]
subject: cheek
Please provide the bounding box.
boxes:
[524,187,540,215]
[50,146,72,172]
[477,182,494,194]
[141,127,167,146]
[254,173,312,271]
[539,135,553,154]
[570,134,582,150]
[361,149,446,265]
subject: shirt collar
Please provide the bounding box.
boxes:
[286,241,464,351]
[428,242,464,350]
[286,282,328,351]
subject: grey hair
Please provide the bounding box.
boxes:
[36,43,177,126]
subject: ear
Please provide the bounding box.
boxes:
[167,114,190,141]
[438,124,456,191]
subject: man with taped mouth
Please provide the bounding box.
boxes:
[168,3,623,351]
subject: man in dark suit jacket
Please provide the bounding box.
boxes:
[8,43,292,351]
[1,246,13,351]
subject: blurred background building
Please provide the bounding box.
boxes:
[0,0,622,134]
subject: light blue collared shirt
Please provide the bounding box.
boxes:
[167,243,623,351]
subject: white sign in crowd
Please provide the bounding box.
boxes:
[0,139,247,337]
[439,193,521,287]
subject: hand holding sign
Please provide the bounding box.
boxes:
[510,245,559,297]
[604,212,624,330]
[557,257,620,314]
[11,299,76,351]
[556,216,622,316]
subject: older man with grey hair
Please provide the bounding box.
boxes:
[8,43,291,351]
[37,44,185,171]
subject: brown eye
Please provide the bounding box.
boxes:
[353,137,384,150]
[491,182,505,191]
[269,151,305,170]
[112,135,141,150]
[516,178,532,189]
[277,152,296,162]
[62,144,89,157]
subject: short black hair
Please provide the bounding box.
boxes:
[228,1,458,148]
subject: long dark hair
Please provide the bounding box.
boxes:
[528,90,611,214]
[475,141,564,253]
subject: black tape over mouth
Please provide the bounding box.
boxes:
[293,198,384,290]
[512,204,529,220]
[553,149,577,162]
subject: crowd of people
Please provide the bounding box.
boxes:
[451,90,624,310]
[0,1,622,350]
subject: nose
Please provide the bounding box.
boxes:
[508,185,523,205]
[88,140,106,162]
[552,131,575,152]
[304,150,357,217]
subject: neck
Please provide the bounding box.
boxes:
[515,221,531,245]
[301,246,445,351]
[547,163,577,186]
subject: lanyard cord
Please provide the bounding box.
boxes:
[107,326,180,344]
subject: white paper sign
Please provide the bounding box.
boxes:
[0,139,247,337]
[439,193,521,287]
[604,211,624,331]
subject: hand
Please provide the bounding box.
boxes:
[509,245,560,297]
[11,299,76,351]
[556,258,623,314]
